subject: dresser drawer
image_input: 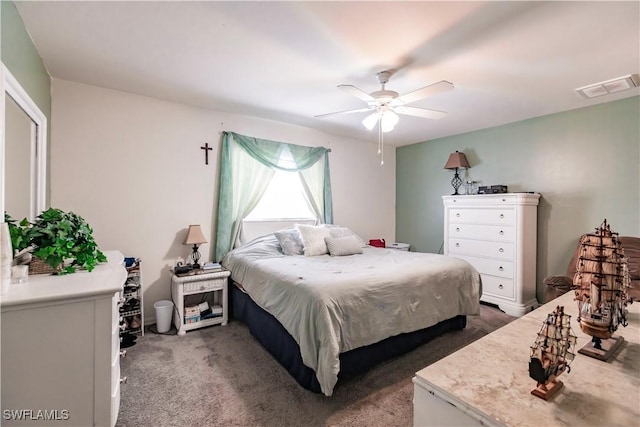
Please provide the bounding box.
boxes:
[448,223,514,242]
[448,238,514,260]
[183,278,225,294]
[449,208,514,226]
[112,381,121,427]
[454,255,514,279]
[481,274,515,299]
[109,330,120,365]
[112,361,120,395]
[112,331,120,366]
[112,292,120,328]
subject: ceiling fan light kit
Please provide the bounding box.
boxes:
[363,109,399,132]
[316,70,454,166]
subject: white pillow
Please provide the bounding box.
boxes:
[296,224,332,256]
[274,228,304,256]
[329,227,367,248]
[325,236,364,256]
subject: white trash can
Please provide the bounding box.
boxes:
[154,300,174,333]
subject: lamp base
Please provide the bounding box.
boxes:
[451,169,462,195]
[190,244,202,270]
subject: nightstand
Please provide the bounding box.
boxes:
[170,269,230,335]
[386,242,411,251]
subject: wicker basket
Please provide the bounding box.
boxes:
[29,257,61,275]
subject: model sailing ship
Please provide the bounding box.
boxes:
[529,305,577,400]
[573,219,630,360]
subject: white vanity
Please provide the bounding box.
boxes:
[1,251,126,426]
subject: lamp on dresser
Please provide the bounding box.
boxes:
[184,225,207,269]
[444,151,470,195]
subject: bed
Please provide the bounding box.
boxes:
[222,228,481,397]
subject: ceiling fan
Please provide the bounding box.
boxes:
[316,71,454,165]
[316,70,454,132]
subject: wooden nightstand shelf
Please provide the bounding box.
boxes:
[170,269,230,335]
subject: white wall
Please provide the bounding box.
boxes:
[50,78,395,323]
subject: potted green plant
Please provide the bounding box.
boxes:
[27,208,107,275]
[4,213,31,256]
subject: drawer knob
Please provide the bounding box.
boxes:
[456,213,460,217]
[499,230,504,235]
[499,284,504,289]
[499,214,504,219]
[200,285,205,290]
[120,350,127,358]
[455,243,460,247]
[120,376,128,385]
[456,227,460,232]
[499,248,504,253]
[498,266,504,271]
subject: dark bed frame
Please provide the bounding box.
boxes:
[231,283,467,393]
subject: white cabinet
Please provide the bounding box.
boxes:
[443,193,540,317]
[0,251,126,427]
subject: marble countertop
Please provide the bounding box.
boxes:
[415,291,640,427]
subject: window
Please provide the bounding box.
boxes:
[245,150,316,220]
[245,170,315,219]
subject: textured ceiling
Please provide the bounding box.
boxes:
[15,1,640,146]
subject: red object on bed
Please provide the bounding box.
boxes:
[369,238,385,248]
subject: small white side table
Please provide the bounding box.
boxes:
[386,242,411,251]
[170,269,230,335]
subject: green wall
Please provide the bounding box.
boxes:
[1,1,50,119]
[1,0,51,204]
[397,96,640,301]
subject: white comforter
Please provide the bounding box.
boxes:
[222,235,481,396]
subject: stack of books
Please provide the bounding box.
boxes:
[201,262,222,272]
[184,305,200,324]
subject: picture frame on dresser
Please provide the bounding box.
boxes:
[442,193,541,317]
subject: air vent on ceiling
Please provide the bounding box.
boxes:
[576,74,639,99]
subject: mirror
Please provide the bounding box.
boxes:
[2,64,47,222]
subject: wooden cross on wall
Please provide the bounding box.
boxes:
[200,143,213,165]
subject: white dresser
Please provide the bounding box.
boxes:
[443,193,540,317]
[1,251,126,426]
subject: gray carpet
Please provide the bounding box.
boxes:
[117,304,514,427]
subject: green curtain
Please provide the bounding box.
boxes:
[214,132,332,261]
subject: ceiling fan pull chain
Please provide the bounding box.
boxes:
[378,122,382,155]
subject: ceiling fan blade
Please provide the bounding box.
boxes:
[394,106,447,120]
[338,84,375,103]
[314,107,372,118]
[391,80,454,106]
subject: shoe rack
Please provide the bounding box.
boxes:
[120,258,144,338]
